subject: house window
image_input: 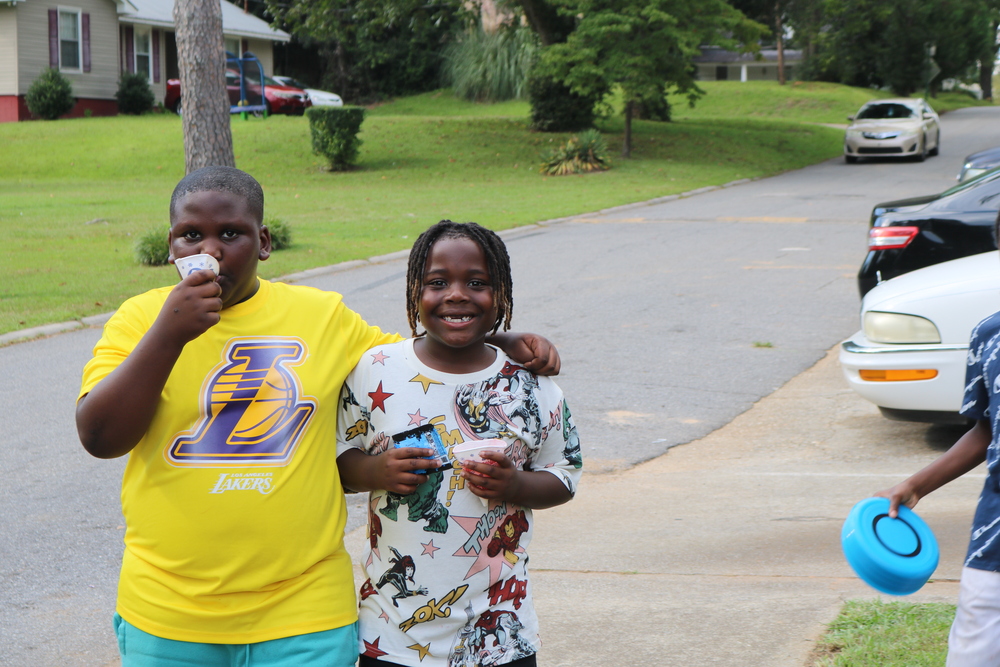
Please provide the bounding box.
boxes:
[59,9,81,70]
[225,38,240,58]
[134,29,151,80]
[715,65,728,81]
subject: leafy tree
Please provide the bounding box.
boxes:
[730,0,793,84]
[535,0,767,156]
[173,0,234,172]
[266,0,467,102]
[801,0,995,97]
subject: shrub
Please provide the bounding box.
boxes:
[306,107,365,171]
[527,75,599,132]
[265,218,293,250]
[442,27,538,102]
[25,68,75,120]
[539,130,611,176]
[134,227,170,266]
[116,72,155,115]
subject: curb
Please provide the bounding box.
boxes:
[1,177,754,348]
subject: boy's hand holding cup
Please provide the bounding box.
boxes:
[160,254,223,342]
[455,440,517,501]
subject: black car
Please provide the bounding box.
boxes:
[959,146,1000,182]
[857,167,1000,296]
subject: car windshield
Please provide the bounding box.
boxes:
[938,166,1000,198]
[856,103,916,120]
[282,77,308,89]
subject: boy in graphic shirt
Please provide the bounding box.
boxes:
[337,221,582,667]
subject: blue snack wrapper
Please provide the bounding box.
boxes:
[391,424,451,473]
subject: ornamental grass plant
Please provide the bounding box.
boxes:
[539,130,611,175]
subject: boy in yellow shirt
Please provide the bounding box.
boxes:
[76,166,559,666]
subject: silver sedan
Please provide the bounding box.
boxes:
[844,98,940,163]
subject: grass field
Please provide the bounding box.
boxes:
[0,81,989,335]
[811,599,955,666]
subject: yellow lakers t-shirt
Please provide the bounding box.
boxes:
[79,279,400,644]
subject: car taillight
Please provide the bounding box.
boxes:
[868,226,920,250]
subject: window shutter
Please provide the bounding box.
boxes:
[48,9,58,67]
[242,39,248,54]
[82,14,91,72]
[152,30,160,83]
[125,26,134,74]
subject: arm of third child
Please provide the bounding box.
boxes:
[876,419,991,518]
[461,451,572,509]
[338,447,442,495]
[75,271,223,459]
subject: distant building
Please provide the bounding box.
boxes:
[0,0,289,122]
[693,46,803,82]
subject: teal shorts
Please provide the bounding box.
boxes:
[113,614,358,667]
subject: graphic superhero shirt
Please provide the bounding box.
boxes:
[960,310,1000,571]
[336,339,583,667]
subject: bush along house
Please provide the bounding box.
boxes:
[0,0,288,121]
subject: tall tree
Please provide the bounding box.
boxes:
[804,0,994,96]
[536,0,766,156]
[173,0,235,172]
[730,0,791,84]
[266,0,465,102]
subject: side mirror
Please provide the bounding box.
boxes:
[847,115,855,121]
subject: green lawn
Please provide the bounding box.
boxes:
[0,81,988,336]
[812,599,955,666]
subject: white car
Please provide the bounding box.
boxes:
[843,98,940,164]
[839,251,1000,424]
[272,76,343,107]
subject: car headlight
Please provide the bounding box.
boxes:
[863,311,941,344]
[862,131,901,140]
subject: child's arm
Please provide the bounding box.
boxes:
[76,271,223,459]
[876,419,991,518]
[461,452,573,509]
[337,448,443,495]
[487,332,560,376]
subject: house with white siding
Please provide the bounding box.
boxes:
[0,0,288,122]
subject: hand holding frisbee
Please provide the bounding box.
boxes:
[841,497,939,595]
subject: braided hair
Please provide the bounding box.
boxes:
[406,220,513,337]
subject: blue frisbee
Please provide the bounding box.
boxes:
[841,497,939,596]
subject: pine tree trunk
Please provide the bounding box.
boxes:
[173,0,235,174]
[622,100,633,158]
[776,3,786,85]
[982,60,994,102]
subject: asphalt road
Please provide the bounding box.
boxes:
[3,105,1000,665]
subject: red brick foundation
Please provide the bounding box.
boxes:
[0,96,119,122]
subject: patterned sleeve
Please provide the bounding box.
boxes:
[525,378,583,496]
[336,361,371,458]
[961,318,991,421]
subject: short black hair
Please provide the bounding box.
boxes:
[406,220,513,337]
[169,166,264,224]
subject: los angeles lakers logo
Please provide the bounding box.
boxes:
[167,338,316,467]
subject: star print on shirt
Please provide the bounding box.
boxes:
[370,350,389,365]
[408,409,428,426]
[421,539,440,558]
[368,381,393,413]
[363,637,388,658]
[408,642,433,660]
[410,373,444,394]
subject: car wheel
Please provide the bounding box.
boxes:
[914,136,927,162]
[929,131,940,156]
[845,154,858,164]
